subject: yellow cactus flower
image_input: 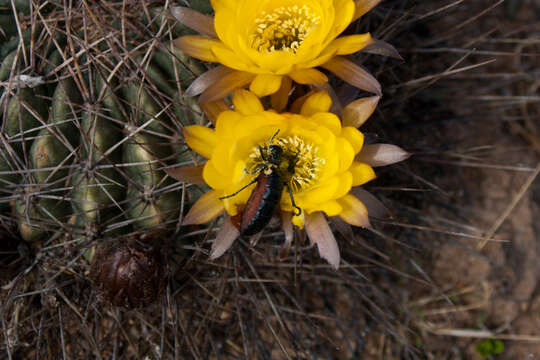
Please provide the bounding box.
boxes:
[171,0,388,104]
[168,90,410,269]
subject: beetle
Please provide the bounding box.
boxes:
[220,131,301,236]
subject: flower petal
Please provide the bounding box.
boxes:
[201,99,230,125]
[326,33,373,55]
[350,162,376,186]
[174,36,221,62]
[321,56,381,95]
[331,216,355,242]
[355,144,411,167]
[299,176,340,205]
[288,68,328,85]
[182,190,225,225]
[300,90,332,116]
[336,138,355,172]
[338,194,371,228]
[166,164,205,184]
[350,187,389,219]
[170,6,217,38]
[249,74,283,97]
[210,216,240,259]
[289,90,316,114]
[340,127,364,154]
[326,0,356,42]
[211,43,260,73]
[232,89,264,115]
[280,211,294,258]
[186,66,234,97]
[342,96,380,128]
[309,112,341,135]
[183,125,217,158]
[199,71,256,103]
[270,76,293,112]
[363,39,403,59]
[353,0,382,21]
[203,160,232,189]
[311,200,343,217]
[305,211,340,270]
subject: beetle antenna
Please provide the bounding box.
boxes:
[269,129,280,144]
[219,178,258,200]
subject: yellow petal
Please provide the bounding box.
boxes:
[326,33,373,55]
[212,43,260,73]
[288,68,328,85]
[249,74,283,97]
[308,200,343,217]
[353,0,381,21]
[336,137,355,172]
[325,0,356,41]
[174,36,220,62]
[338,194,370,227]
[210,0,235,12]
[270,76,292,112]
[215,110,243,138]
[322,56,381,95]
[309,113,341,136]
[292,211,305,229]
[203,160,231,189]
[300,90,332,116]
[299,176,340,205]
[350,162,376,186]
[289,90,316,114]
[199,71,256,103]
[342,96,380,128]
[182,190,225,225]
[183,125,217,159]
[232,89,264,115]
[340,127,364,154]
[333,172,353,199]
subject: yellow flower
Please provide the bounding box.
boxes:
[168,90,410,269]
[171,0,385,104]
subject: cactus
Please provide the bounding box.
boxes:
[0,4,204,250]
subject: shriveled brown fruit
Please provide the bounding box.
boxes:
[90,239,166,308]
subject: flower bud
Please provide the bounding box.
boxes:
[90,240,165,308]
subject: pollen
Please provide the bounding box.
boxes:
[247,135,324,193]
[251,5,321,53]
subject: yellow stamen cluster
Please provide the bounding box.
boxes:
[251,5,321,53]
[247,135,324,193]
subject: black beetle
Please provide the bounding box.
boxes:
[220,131,301,236]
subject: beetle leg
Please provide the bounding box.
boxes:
[219,178,258,200]
[287,186,302,216]
[244,167,259,175]
[259,146,267,162]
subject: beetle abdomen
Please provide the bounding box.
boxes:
[240,171,283,236]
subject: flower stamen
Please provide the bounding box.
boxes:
[251,5,321,53]
[247,135,324,193]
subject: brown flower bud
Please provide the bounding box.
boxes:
[90,240,165,308]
